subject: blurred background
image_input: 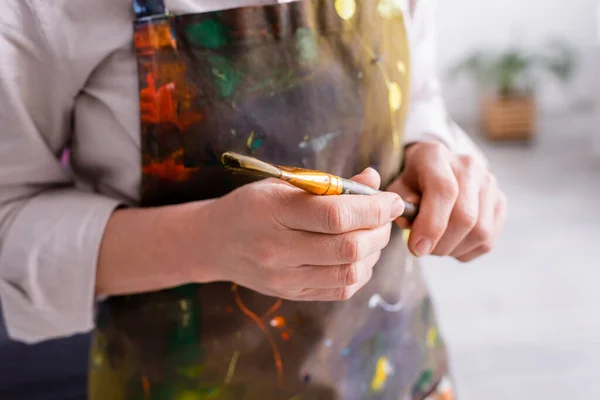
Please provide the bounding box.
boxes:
[423,0,600,399]
[1,0,599,399]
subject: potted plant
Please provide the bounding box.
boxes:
[448,40,577,141]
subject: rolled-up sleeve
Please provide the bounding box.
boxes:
[0,4,120,343]
[406,0,487,165]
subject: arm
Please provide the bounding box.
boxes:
[0,2,403,344]
[405,0,487,165]
[0,3,216,343]
[388,0,506,261]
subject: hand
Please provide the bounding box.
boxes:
[196,169,404,301]
[387,141,507,262]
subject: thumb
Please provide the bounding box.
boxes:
[386,176,420,229]
[350,167,381,190]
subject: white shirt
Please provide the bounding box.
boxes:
[0,0,484,343]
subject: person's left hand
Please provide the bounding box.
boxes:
[387,141,507,262]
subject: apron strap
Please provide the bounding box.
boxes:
[133,0,167,18]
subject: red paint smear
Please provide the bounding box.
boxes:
[225,307,233,313]
[281,331,291,341]
[232,285,283,387]
[140,74,203,130]
[143,158,198,182]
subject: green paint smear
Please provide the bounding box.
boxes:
[186,19,231,49]
[204,55,242,98]
[413,368,434,395]
[295,27,319,64]
[178,364,204,379]
[175,388,221,400]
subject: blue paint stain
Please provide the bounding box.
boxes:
[340,347,350,357]
[298,132,340,152]
[303,374,311,384]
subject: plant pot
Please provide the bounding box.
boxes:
[481,94,536,141]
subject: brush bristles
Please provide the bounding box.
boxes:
[221,152,282,178]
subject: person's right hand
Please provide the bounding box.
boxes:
[194,168,405,301]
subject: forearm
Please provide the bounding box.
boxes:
[96,200,217,297]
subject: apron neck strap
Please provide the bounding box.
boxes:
[133,0,167,18]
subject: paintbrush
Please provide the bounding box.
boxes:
[221,152,418,220]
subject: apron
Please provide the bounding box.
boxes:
[88,1,455,399]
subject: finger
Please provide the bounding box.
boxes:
[386,177,421,229]
[454,244,489,263]
[350,167,381,190]
[286,251,381,290]
[432,159,483,255]
[296,258,375,301]
[272,185,403,234]
[451,178,499,257]
[455,189,507,262]
[407,159,459,257]
[282,223,392,266]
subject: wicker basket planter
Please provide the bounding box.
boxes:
[482,94,536,141]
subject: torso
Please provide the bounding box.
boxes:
[35,0,451,398]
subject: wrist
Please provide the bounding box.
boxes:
[96,199,221,297]
[161,199,222,285]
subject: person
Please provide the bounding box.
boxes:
[0,0,506,399]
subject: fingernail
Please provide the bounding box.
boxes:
[391,198,404,218]
[414,239,432,257]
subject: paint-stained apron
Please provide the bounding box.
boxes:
[89,1,455,399]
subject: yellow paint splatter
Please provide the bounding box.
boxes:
[92,353,103,367]
[377,0,404,18]
[402,229,411,243]
[397,60,407,75]
[388,81,402,112]
[426,327,438,348]
[370,356,393,392]
[335,0,356,20]
[247,131,255,149]
[179,299,189,311]
[224,350,240,384]
[181,313,190,327]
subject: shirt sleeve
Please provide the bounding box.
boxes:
[0,4,121,343]
[405,0,487,166]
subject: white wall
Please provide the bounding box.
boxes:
[435,0,599,122]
